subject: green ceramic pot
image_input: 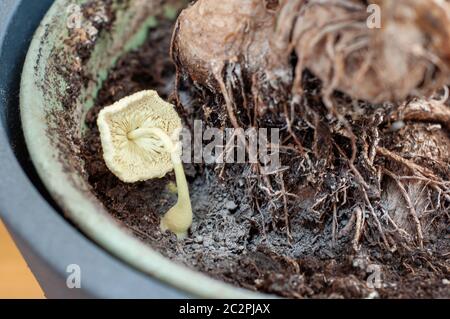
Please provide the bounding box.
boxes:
[20,0,262,298]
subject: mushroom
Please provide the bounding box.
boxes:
[97,90,193,239]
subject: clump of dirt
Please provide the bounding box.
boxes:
[80,16,450,298]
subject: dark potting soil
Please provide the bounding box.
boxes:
[80,19,450,298]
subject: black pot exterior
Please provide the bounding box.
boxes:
[0,0,186,299]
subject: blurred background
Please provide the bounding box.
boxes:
[0,220,44,298]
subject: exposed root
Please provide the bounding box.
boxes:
[352,206,364,251]
[362,189,392,250]
[277,0,450,103]
[392,98,450,131]
[280,172,293,243]
[383,169,424,249]
[283,101,306,156]
[376,147,444,183]
[213,64,241,129]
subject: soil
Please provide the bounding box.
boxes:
[79,16,450,298]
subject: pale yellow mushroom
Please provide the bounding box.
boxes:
[97,90,193,239]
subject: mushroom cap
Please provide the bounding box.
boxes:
[97,90,182,183]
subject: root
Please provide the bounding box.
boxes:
[392,98,450,131]
[385,213,412,241]
[285,0,450,103]
[383,169,424,249]
[333,141,370,192]
[352,206,363,251]
[283,101,306,156]
[213,64,241,130]
[376,147,442,182]
[377,145,450,203]
[362,189,392,251]
[280,172,293,243]
[339,210,356,238]
[332,202,338,245]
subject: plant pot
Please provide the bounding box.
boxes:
[17,0,262,298]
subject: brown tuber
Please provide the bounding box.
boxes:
[173,0,450,104]
[172,0,279,90]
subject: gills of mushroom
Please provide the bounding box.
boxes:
[127,127,193,239]
[96,90,193,239]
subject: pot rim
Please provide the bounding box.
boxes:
[20,0,267,299]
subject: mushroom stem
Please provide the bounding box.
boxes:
[128,127,193,239]
[163,158,193,238]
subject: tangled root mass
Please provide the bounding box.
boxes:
[172,0,450,253]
